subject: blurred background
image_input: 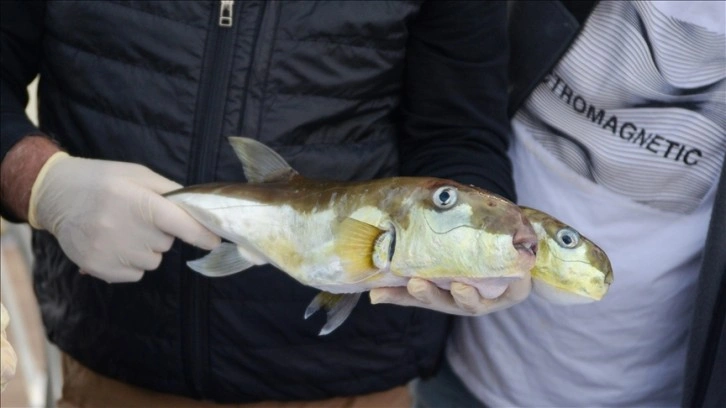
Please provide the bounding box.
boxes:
[1,77,63,408]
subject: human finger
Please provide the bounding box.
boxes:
[129,251,163,272]
[451,282,498,314]
[370,279,460,314]
[81,266,145,283]
[148,194,220,250]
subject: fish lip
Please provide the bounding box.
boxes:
[514,240,538,257]
[513,212,538,258]
[604,270,614,284]
[513,239,537,278]
[513,228,538,273]
[513,227,538,258]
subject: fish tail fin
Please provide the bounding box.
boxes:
[187,242,254,277]
[304,292,362,335]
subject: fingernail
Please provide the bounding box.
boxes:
[200,235,221,250]
[452,284,476,300]
[409,284,433,305]
[369,291,389,304]
[409,280,428,295]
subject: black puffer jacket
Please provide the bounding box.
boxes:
[1,0,512,402]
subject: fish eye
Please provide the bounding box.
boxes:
[433,186,457,209]
[556,228,580,249]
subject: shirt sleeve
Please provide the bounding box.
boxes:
[398,0,515,201]
[1,0,47,161]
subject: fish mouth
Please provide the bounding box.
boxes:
[515,240,538,257]
[513,223,538,259]
[605,271,614,285]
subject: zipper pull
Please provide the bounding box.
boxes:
[219,0,234,27]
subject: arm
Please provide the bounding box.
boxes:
[371,1,531,315]
[0,1,51,220]
[1,137,59,221]
[0,1,220,283]
[398,0,514,199]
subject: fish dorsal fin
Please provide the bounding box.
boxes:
[335,218,388,281]
[304,292,362,335]
[228,136,299,183]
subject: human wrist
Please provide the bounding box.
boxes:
[28,151,71,229]
[0,135,62,222]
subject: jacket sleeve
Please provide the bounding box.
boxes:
[1,1,47,160]
[681,158,726,408]
[399,0,515,201]
[1,1,47,221]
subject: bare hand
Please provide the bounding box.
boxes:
[369,275,531,316]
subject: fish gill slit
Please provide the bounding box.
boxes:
[388,225,396,262]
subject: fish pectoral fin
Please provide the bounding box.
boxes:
[304,292,362,336]
[187,243,254,277]
[228,137,300,183]
[335,218,387,281]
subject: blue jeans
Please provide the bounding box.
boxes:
[411,358,486,408]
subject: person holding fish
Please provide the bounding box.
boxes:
[413,1,726,407]
[0,1,536,406]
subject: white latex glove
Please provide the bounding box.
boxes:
[1,303,17,393]
[28,152,220,283]
[369,275,532,316]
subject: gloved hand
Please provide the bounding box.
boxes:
[1,303,17,393]
[369,275,532,316]
[28,152,220,283]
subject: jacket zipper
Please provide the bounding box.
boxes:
[219,0,234,27]
[183,0,237,398]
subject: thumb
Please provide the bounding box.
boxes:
[129,166,219,249]
[133,166,183,195]
[370,287,409,305]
